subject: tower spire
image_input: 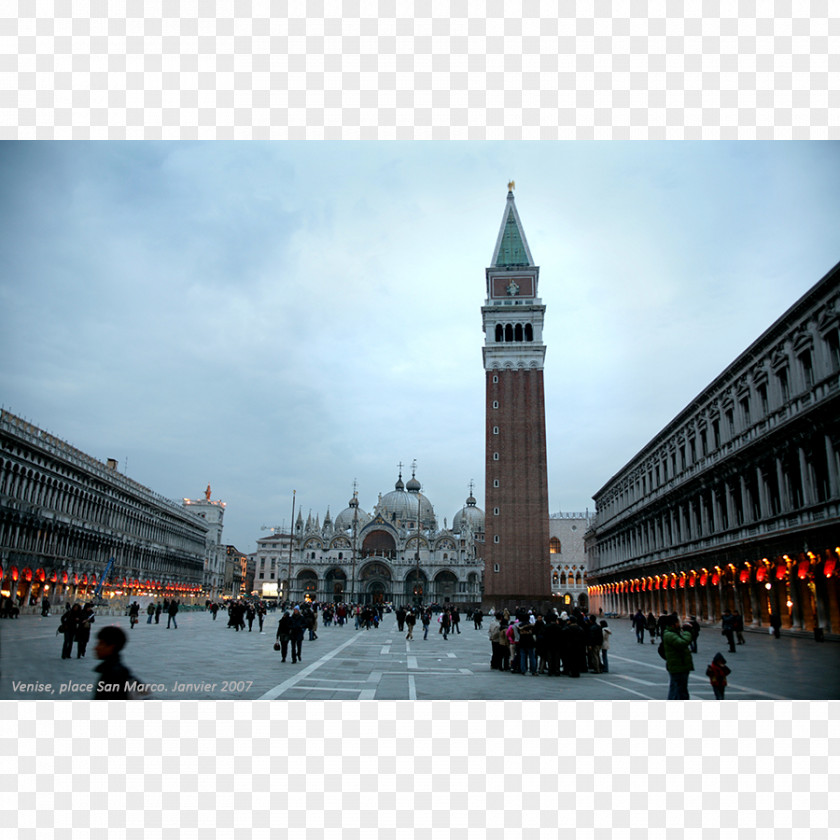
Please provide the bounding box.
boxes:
[491,184,534,268]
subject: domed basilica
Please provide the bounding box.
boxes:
[254,466,485,606]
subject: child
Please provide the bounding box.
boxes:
[706,652,731,700]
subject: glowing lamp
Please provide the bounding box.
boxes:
[24,568,32,582]
[797,560,809,580]
[82,574,88,585]
[73,574,79,585]
[679,576,685,588]
[755,566,766,583]
[689,573,696,588]
[739,569,749,584]
[711,572,719,586]
[11,567,19,581]
[825,558,836,578]
[699,573,707,586]
[765,582,772,590]
[36,568,45,582]
[61,571,68,584]
[775,564,787,581]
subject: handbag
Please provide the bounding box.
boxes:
[273,641,281,651]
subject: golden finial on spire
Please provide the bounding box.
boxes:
[507,180,515,191]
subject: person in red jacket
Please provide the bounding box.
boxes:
[706,652,731,700]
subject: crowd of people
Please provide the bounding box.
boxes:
[486,607,612,677]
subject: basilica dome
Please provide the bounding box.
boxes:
[376,473,437,530]
[452,490,485,534]
[334,494,372,533]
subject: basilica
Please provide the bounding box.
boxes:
[253,467,485,607]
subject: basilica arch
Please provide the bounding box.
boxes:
[434,570,458,603]
[324,567,347,602]
[359,561,393,604]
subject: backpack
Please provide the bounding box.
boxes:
[657,641,666,660]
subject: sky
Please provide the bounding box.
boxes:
[1,141,838,553]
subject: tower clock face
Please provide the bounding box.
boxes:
[506,281,519,296]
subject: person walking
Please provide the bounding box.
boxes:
[128,601,140,630]
[706,652,731,700]
[289,605,306,663]
[92,625,146,699]
[41,597,51,617]
[257,602,266,633]
[586,616,603,674]
[155,602,162,624]
[405,609,416,640]
[498,618,511,671]
[440,609,451,640]
[688,615,700,653]
[166,599,179,629]
[275,610,292,662]
[721,610,736,653]
[473,608,483,630]
[75,604,95,658]
[599,620,611,673]
[632,610,646,644]
[663,614,694,700]
[769,611,782,639]
[451,607,461,634]
[146,602,155,624]
[646,612,657,644]
[421,608,431,640]
[59,603,81,659]
[733,611,745,645]
[246,603,256,632]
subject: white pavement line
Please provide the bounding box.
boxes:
[408,675,417,700]
[368,672,381,683]
[257,633,363,700]
[446,653,456,658]
[407,656,419,669]
[380,646,390,655]
[359,690,376,699]
[458,668,473,675]
[726,682,786,700]
[612,674,660,687]
[609,654,668,671]
[593,677,657,700]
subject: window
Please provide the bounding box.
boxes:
[493,564,500,572]
[740,397,751,427]
[757,383,768,415]
[493,426,499,434]
[494,535,500,543]
[827,328,840,371]
[525,323,533,341]
[492,401,499,409]
[799,350,814,389]
[493,479,499,488]
[777,367,790,403]
[549,537,561,554]
[495,324,503,342]
[493,375,499,383]
[493,452,499,460]
[493,507,499,515]
[725,408,734,437]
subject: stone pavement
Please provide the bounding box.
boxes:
[1,610,838,700]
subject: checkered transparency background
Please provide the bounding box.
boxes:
[0,1,837,138]
[3,701,838,837]
[2,1,838,835]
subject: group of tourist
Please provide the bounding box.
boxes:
[486,607,612,677]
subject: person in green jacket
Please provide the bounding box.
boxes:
[663,613,694,700]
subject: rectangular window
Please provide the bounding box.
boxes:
[799,350,814,389]
[740,397,751,427]
[725,409,734,437]
[778,367,790,403]
[492,401,499,409]
[494,507,499,515]
[493,426,499,434]
[827,328,840,372]
[757,383,768,415]
[493,479,499,487]
[493,452,499,460]
[493,564,500,572]
[493,535,500,543]
[493,375,499,383]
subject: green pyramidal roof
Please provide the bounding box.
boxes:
[492,192,534,267]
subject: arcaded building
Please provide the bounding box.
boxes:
[0,410,208,608]
[586,261,840,634]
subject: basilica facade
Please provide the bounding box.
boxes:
[253,469,485,606]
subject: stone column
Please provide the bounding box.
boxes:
[798,447,814,507]
[825,434,840,499]
[788,569,804,630]
[748,579,762,626]
[776,456,789,512]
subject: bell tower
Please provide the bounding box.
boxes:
[482,185,550,609]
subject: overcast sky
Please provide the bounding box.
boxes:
[1,142,838,551]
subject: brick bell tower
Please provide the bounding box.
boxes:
[482,184,550,610]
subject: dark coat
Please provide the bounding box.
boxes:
[289,612,307,641]
[93,655,134,699]
[276,614,292,640]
